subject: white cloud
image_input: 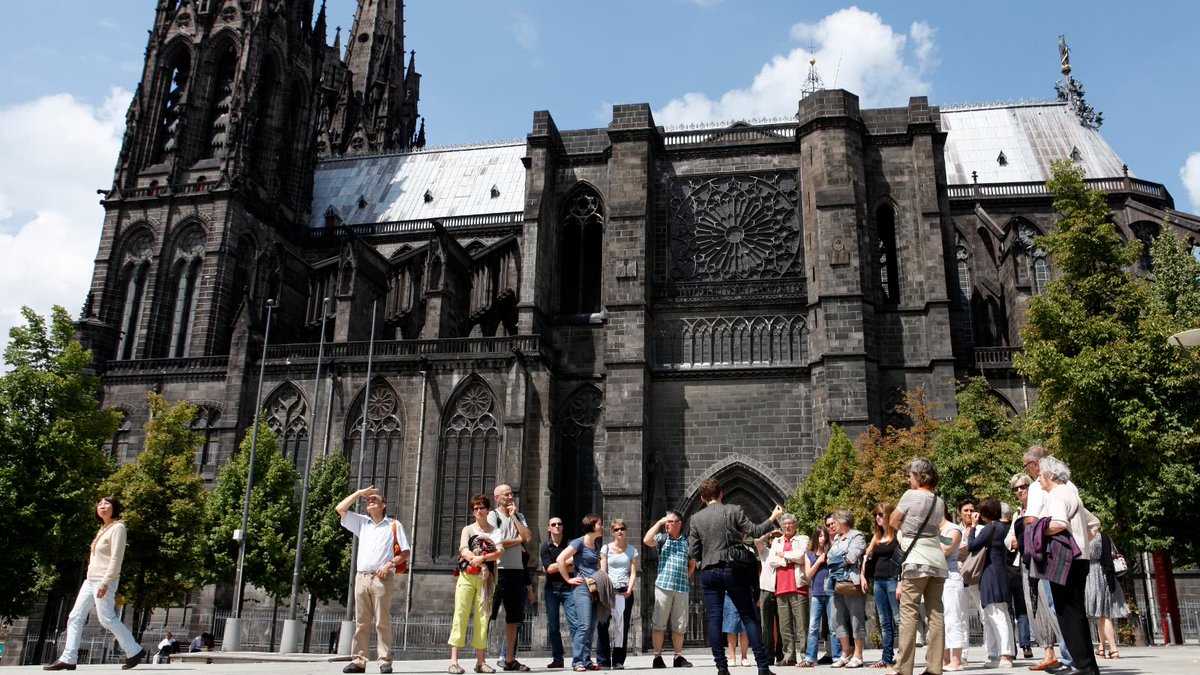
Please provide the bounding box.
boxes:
[1183,152,1200,213]
[511,12,538,50]
[0,89,128,359]
[657,7,936,125]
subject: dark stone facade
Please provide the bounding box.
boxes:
[15,0,1200,661]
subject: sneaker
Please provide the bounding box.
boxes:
[614,665,625,670]
[343,665,366,674]
[998,661,1014,669]
[653,656,667,669]
[1022,650,1034,660]
[674,655,693,668]
[818,655,834,665]
[548,661,565,669]
[984,661,1000,670]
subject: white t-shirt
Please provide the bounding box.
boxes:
[1045,485,1098,559]
[488,508,529,569]
[601,543,639,588]
[341,512,409,572]
[1025,479,1078,520]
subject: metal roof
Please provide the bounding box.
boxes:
[940,102,1128,185]
[309,141,527,228]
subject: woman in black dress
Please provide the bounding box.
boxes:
[966,498,1012,668]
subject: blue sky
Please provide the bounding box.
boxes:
[0,1,1198,351]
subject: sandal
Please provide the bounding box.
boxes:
[1106,650,1120,659]
[476,664,496,674]
[869,661,890,669]
[449,666,466,675]
[574,667,588,673]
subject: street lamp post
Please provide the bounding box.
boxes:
[279,298,330,653]
[223,298,275,652]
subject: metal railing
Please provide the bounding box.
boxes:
[265,335,543,362]
[663,123,797,147]
[947,177,1166,200]
[974,346,1020,369]
[103,355,231,376]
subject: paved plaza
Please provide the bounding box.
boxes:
[9,647,1199,675]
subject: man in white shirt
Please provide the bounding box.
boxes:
[336,486,410,674]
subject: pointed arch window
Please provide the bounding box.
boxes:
[559,188,604,315]
[153,45,191,164]
[955,237,972,306]
[204,41,239,159]
[264,382,310,470]
[1018,223,1050,294]
[110,409,133,461]
[555,387,603,533]
[1130,222,1160,274]
[191,406,220,467]
[116,233,154,360]
[876,203,899,305]
[168,228,205,357]
[434,381,500,560]
[345,381,404,503]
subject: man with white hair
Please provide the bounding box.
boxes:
[1021,446,1073,672]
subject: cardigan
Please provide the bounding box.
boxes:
[88,521,128,586]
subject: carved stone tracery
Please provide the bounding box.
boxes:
[669,173,800,282]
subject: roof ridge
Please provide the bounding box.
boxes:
[940,98,1062,112]
[317,138,526,165]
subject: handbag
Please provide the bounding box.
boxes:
[834,579,864,596]
[723,542,759,574]
[1113,552,1128,576]
[392,520,408,574]
[960,526,995,587]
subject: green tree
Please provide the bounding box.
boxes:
[199,423,299,603]
[299,451,352,649]
[100,393,207,638]
[1017,161,1200,563]
[787,425,860,532]
[0,306,120,621]
[930,378,1034,512]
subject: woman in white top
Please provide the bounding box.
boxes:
[939,512,966,671]
[45,497,145,671]
[598,518,639,669]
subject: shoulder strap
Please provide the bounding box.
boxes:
[900,493,937,563]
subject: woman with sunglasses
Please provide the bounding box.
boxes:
[598,519,639,669]
[1003,475,1033,660]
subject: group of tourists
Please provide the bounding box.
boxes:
[43,446,1128,675]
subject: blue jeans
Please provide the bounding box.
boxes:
[570,584,597,667]
[805,595,842,664]
[545,587,576,662]
[874,579,900,663]
[701,567,769,672]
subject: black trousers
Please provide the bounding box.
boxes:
[1050,559,1098,675]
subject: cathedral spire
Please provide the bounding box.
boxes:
[1054,34,1103,130]
[334,0,419,154]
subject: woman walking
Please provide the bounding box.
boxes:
[448,494,504,675]
[557,514,606,672]
[864,503,900,668]
[1085,532,1128,660]
[826,510,868,669]
[598,518,638,669]
[967,498,1013,668]
[45,497,146,671]
[889,457,948,675]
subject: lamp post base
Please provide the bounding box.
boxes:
[278,619,301,653]
[338,619,355,655]
[222,617,242,652]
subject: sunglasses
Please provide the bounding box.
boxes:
[473,506,489,511]
[1013,485,1029,492]
[612,527,626,533]
[549,522,563,527]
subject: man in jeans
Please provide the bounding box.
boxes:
[540,516,576,668]
[643,510,696,668]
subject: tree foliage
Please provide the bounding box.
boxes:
[199,423,299,603]
[1017,161,1200,564]
[0,306,120,621]
[100,393,207,638]
[854,387,940,521]
[786,425,859,533]
[301,451,352,604]
[930,378,1034,513]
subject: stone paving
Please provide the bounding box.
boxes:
[11,647,1200,675]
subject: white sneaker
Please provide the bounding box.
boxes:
[997,660,1014,669]
[983,661,999,669]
